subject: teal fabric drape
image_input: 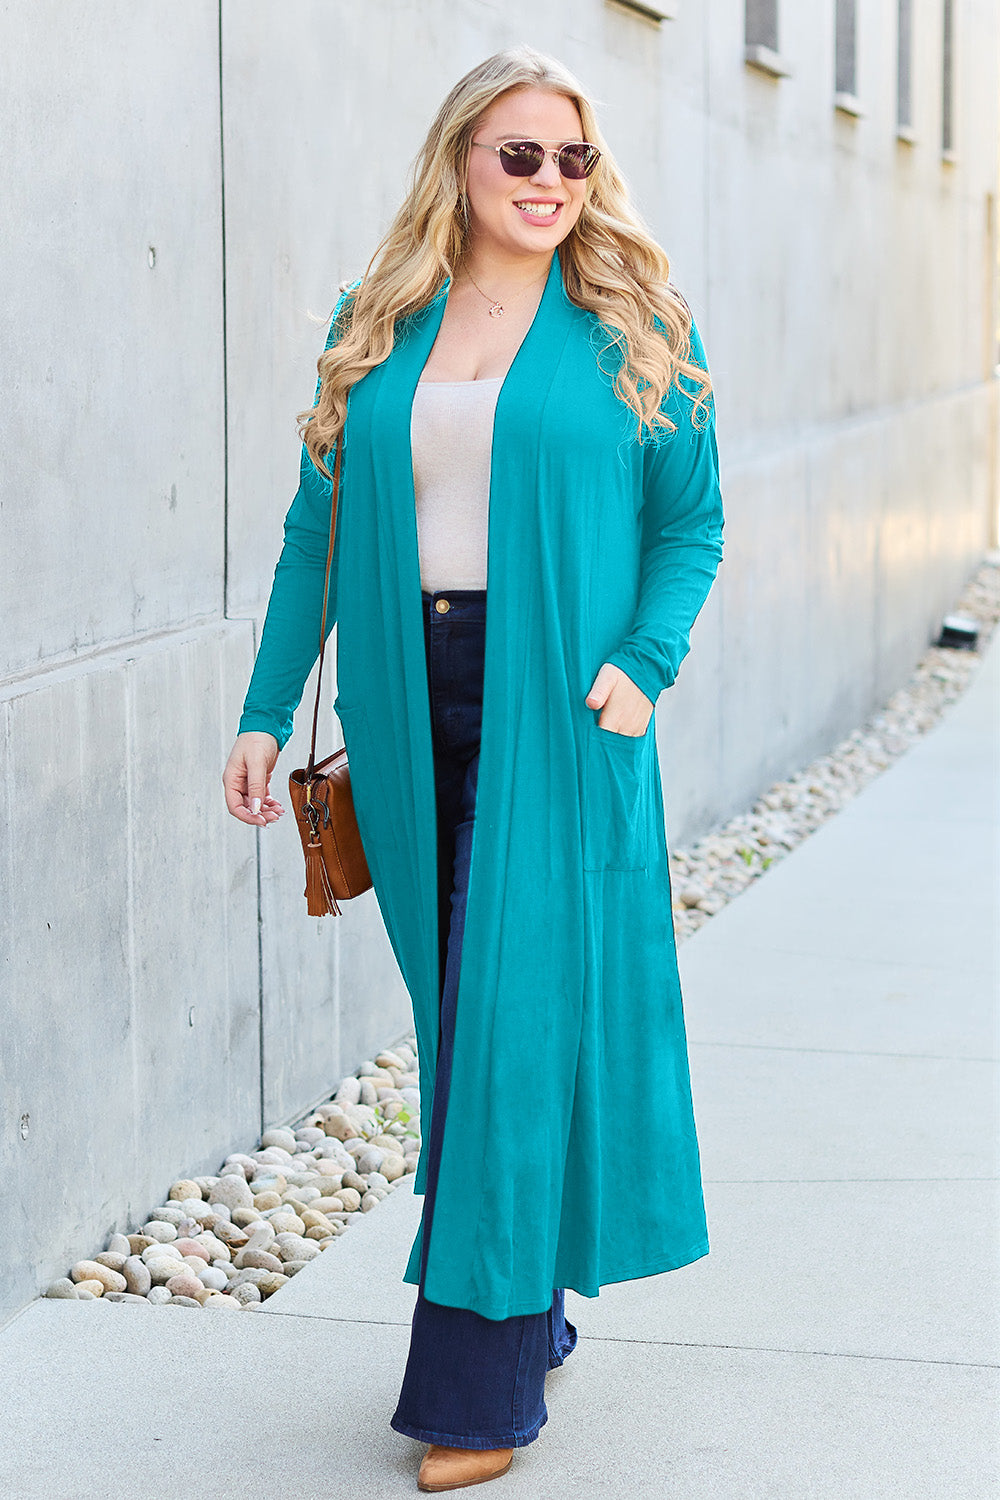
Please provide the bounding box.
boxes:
[240,251,725,1319]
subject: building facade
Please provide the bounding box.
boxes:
[1,0,997,1320]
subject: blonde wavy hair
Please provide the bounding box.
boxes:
[299,45,713,476]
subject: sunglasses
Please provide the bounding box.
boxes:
[471,138,601,180]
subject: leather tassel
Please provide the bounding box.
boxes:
[304,839,340,917]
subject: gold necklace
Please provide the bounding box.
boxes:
[462,265,548,319]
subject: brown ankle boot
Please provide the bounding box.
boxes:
[417,1444,514,1492]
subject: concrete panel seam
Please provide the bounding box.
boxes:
[724,376,994,468]
[0,617,252,702]
[218,0,231,623]
[254,819,265,1139]
[123,655,141,1205]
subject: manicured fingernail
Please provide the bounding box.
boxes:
[251,798,261,814]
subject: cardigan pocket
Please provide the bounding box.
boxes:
[333,699,399,857]
[582,723,651,872]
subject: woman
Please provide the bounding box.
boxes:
[223,45,724,1493]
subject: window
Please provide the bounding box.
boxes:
[744,0,791,78]
[942,0,956,157]
[897,0,915,140]
[834,0,862,115]
[746,0,778,51]
[835,0,857,95]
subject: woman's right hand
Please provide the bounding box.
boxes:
[223,731,284,827]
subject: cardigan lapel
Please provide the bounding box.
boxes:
[354,251,580,1058]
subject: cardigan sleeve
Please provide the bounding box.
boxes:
[236,283,358,750]
[602,317,724,707]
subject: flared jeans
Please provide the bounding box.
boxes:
[390,588,578,1450]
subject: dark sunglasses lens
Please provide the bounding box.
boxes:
[499,142,545,176]
[558,143,600,179]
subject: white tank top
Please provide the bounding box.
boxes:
[410,377,503,592]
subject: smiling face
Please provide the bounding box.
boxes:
[463,86,589,263]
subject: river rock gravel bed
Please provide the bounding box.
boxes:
[46,554,998,1308]
[46,1042,423,1309]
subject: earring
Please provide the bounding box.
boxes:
[458,193,470,231]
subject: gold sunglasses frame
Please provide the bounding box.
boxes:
[470,139,602,178]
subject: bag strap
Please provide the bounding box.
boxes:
[306,436,344,779]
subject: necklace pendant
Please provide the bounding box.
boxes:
[488,302,504,318]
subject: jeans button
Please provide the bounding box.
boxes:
[435,598,451,614]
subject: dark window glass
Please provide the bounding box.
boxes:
[942,0,955,150]
[746,0,779,52]
[897,0,913,128]
[836,0,857,96]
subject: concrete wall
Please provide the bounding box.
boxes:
[1,0,997,1323]
[0,1,410,1324]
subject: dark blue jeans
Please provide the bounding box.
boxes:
[390,589,578,1450]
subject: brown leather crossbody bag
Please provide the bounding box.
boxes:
[287,437,373,915]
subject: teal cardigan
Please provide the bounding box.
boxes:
[240,251,724,1319]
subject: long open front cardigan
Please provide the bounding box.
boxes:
[239,250,725,1319]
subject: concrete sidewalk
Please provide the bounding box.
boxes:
[1,635,997,1499]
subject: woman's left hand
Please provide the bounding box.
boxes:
[585,663,654,736]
